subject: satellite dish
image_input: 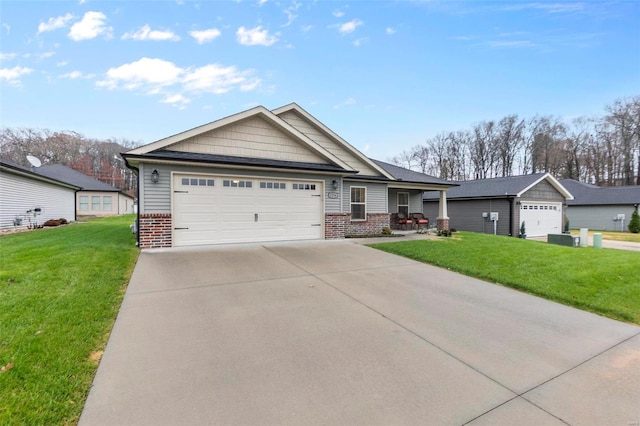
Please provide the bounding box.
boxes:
[27,155,42,168]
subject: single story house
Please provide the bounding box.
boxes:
[423,173,573,237]
[0,158,79,229]
[36,164,135,217]
[123,103,456,249]
[560,179,640,231]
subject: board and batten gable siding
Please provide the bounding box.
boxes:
[139,163,341,214]
[0,171,76,229]
[278,110,380,176]
[168,116,326,164]
[388,189,424,214]
[521,179,566,202]
[566,205,637,231]
[343,181,387,214]
[424,198,513,235]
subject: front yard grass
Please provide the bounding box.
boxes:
[371,232,640,325]
[0,215,139,425]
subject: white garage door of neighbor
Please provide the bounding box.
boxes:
[520,202,562,237]
[172,174,324,247]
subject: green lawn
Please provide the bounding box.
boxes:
[371,232,640,325]
[0,215,139,425]
[571,230,640,243]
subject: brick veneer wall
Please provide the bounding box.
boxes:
[325,213,350,239]
[346,213,390,236]
[139,213,172,249]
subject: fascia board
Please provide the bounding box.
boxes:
[272,103,395,180]
[1,165,80,190]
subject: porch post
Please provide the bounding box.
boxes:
[436,190,450,231]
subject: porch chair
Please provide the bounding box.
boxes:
[396,212,413,230]
[411,213,429,230]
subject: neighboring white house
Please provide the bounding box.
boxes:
[0,158,79,229]
[560,179,640,231]
[123,103,456,249]
[36,164,135,217]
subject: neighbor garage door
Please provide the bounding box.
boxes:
[172,174,323,247]
[520,202,562,237]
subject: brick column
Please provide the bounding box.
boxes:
[436,218,449,231]
[325,213,350,239]
[138,213,172,249]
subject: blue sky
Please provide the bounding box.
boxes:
[1,1,639,161]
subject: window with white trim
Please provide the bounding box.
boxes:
[350,187,366,220]
[91,196,101,211]
[79,196,89,211]
[397,192,409,216]
[103,196,112,211]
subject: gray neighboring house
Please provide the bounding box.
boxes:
[423,173,573,237]
[123,103,456,249]
[560,179,640,231]
[36,164,135,217]
[0,158,79,229]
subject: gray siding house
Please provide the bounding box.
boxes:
[423,173,573,237]
[36,164,135,217]
[123,103,456,248]
[560,179,640,231]
[0,158,79,229]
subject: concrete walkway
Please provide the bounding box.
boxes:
[80,240,640,425]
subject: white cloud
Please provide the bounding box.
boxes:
[38,13,73,34]
[59,70,95,79]
[362,144,370,153]
[0,52,17,61]
[333,10,345,18]
[353,38,366,47]
[236,26,278,46]
[189,28,221,44]
[0,66,33,85]
[386,27,396,35]
[282,1,300,27]
[301,25,313,32]
[122,25,180,41]
[57,61,68,67]
[68,11,112,41]
[487,40,537,48]
[97,57,261,104]
[338,19,363,35]
[162,93,190,109]
[501,2,585,14]
[258,0,268,5]
[2,23,10,34]
[39,51,55,59]
[334,97,356,109]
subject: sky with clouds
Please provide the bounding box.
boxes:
[1,0,638,160]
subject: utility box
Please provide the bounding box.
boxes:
[490,212,499,221]
[548,234,579,247]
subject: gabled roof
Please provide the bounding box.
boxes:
[36,164,126,193]
[272,103,394,180]
[370,159,456,186]
[125,105,352,171]
[0,158,80,190]
[560,179,640,206]
[424,173,573,200]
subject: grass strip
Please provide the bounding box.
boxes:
[370,232,640,325]
[0,215,139,425]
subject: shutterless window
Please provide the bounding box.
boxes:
[350,187,366,220]
[79,196,89,211]
[397,192,409,216]
[91,196,101,211]
[103,196,112,211]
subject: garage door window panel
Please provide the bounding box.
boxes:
[351,187,366,221]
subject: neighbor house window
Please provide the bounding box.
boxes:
[91,196,101,211]
[350,187,366,220]
[397,192,409,216]
[79,196,89,211]
[103,196,112,212]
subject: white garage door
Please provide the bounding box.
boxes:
[172,174,324,247]
[520,202,562,237]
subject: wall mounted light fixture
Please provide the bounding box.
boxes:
[151,169,160,183]
[331,179,338,190]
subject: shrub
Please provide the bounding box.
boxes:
[43,219,61,227]
[629,209,640,233]
[520,221,526,237]
[381,226,392,235]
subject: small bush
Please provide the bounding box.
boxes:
[381,226,393,235]
[629,209,640,233]
[58,218,68,225]
[43,219,61,227]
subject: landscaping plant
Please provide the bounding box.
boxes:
[629,209,640,233]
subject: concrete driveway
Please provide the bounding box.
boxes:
[80,240,640,425]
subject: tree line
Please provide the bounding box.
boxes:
[391,95,640,186]
[0,128,139,195]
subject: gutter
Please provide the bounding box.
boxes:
[122,155,140,248]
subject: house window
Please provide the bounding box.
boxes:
[91,196,101,211]
[103,196,112,211]
[80,196,89,211]
[397,192,409,216]
[350,187,366,220]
